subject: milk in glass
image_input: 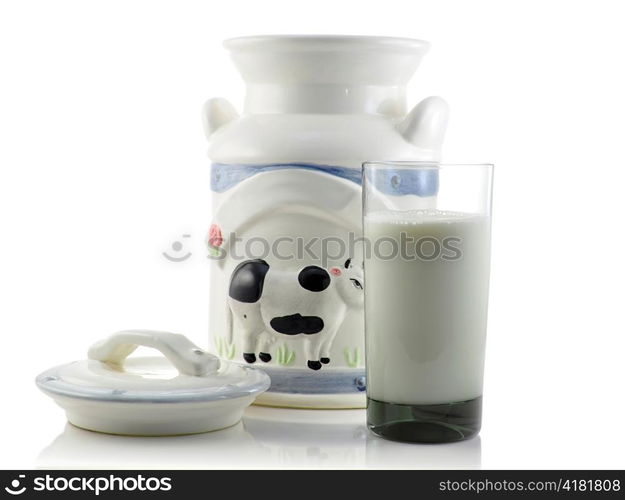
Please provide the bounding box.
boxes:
[364,209,491,405]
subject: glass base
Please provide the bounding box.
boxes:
[367,396,482,444]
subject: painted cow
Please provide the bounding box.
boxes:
[226,258,364,370]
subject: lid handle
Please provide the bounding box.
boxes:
[88,330,220,376]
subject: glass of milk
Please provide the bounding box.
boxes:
[362,162,493,443]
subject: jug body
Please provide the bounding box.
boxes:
[205,36,449,408]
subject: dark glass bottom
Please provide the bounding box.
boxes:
[367,396,482,444]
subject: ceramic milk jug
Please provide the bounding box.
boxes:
[204,35,449,408]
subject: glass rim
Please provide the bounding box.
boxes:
[362,161,494,170]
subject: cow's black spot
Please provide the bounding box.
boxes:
[344,258,352,269]
[320,357,330,364]
[270,314,324,335]
[243,353,256,364]
[259,352,271,363]
[308,360,322,370]
[229,259,270,303]
[297,266,331,292]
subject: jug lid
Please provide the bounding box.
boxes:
[36,330,270,435]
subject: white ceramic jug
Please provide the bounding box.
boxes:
[204,35,449,408]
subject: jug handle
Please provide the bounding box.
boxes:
[397,96,450,155]
[202,98,239,140]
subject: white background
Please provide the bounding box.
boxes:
[1,0,624,469]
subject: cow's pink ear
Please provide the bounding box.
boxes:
[330,267,342,277]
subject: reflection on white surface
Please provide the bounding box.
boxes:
[37,407,480,469]
[366,434,481,469]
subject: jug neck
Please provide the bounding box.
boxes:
[244,84,406,116]
[225,36,430,117]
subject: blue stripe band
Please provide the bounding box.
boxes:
[211,162,439,197]
[259,366,367,395]
[211,162,362,193]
